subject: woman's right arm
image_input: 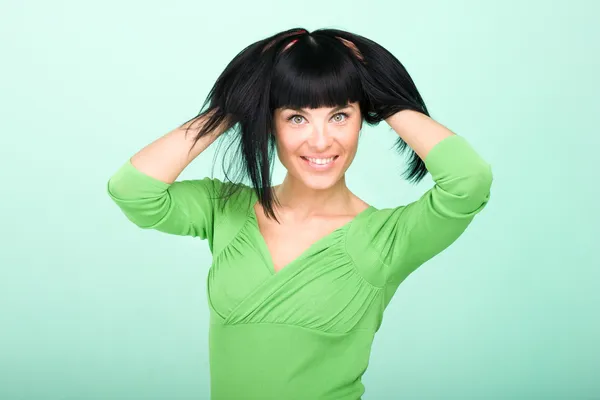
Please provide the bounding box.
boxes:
[107,113,230,239]
[129,113,225,184]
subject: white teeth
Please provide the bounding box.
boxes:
[305,156,335,165]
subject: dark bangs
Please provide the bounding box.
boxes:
[182,27,431,221]
[269,35,365,112]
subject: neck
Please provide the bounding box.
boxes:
[273,174,354,219]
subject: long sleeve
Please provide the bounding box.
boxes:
[368,134,493,286]
[106,159,221,240]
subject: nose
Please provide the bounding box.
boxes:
[306,125,333,151]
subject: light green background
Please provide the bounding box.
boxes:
[1,0,598,399]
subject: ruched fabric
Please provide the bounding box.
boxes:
[107,134,493,399]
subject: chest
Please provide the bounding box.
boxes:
[258,217,336,272]
[255,214,346,273]
[205,201,384,332]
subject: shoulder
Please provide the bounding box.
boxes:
[208,179,256,256]
[175,177,252,202]
[344,205,410,287]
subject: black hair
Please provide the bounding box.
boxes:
[178,27,430,221]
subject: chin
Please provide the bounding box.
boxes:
[294,157,346,190]
[299,176,342,191]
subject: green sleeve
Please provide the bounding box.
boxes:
[370,134,493,285]
[106,159,221,240]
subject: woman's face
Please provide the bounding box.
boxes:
[273,101,362,190]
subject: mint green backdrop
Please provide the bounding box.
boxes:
[1,1,598,399]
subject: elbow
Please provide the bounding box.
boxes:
[106,174,138,202]
[463,163,493,213]
[106,177,118,201]
[106,173,130,202]
[107,179,171,229]
[109,199,170,230]
[472,162,493,193]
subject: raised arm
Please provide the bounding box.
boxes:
[385,109,455,160]
[106,111,231,239]
[130,109,228,183]
[372,110,493,286]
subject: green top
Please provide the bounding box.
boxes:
[107,134,493,399]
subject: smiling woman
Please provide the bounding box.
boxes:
[106,27,493,399]
[273,102,361,190]
[170,27,434,222]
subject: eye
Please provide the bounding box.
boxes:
[288,115,305,124]
[332,112,349,123]
[286,112,349,125]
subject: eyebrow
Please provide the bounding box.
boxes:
[283,104,352,114]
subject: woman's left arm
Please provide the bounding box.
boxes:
[385,109,455,160]
[376,110,493,286]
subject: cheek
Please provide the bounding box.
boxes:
[275,132,302,157]
[274,137,297,167]
[339,132,360,155]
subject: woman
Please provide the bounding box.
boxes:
[107,27,493,399]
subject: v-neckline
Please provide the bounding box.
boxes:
[248,194,376,276]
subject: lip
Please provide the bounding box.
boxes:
[300,155,339,171]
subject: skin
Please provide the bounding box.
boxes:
[128,80,454,274]
[254,101,371,272]
[269,101,369,219]
[128,32,456,273]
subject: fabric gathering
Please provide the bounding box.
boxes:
[106,133,493,399]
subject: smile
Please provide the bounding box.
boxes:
[300,155,339,170]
